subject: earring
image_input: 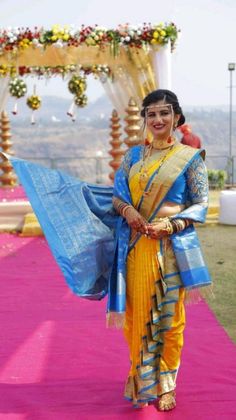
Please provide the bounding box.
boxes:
[173,122,178,130]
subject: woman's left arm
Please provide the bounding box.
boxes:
[172,154,209,223]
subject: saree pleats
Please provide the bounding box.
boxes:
[124,235,185,405]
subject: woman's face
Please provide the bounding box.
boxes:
[145,100,178,140]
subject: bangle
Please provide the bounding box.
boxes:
[121,204,133,218]
[170,218,190,233]
[157,217,174,235]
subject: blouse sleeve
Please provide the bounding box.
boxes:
[171,154,209,223]
[186,154,209,206]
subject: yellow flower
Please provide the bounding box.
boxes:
[52,24,60,35]
[160,30,166,37]
[153,31,159,39]
[63,34,69,41]
[85,37,96,46]
[51,35,58,41]
[150,39,158,44]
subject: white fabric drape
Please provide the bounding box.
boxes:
[0,76,10,113]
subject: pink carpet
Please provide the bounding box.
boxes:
[0,187,27,202]
[0,233,236,420]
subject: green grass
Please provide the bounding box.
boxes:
[197,224,236,343]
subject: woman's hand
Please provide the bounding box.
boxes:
[146,221,170,239]
[124,207,148,234]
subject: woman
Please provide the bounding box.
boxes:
[5,89,211,413]
[110,89,211,411]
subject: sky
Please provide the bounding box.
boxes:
[1,0,236,107]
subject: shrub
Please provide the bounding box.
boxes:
[208,169,227,189]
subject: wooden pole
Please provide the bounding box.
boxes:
[0,111,17,186]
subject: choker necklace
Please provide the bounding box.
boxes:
[152,136,176,150]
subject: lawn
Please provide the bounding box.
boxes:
[197,224,236,343]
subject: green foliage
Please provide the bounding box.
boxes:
[208,169,227,189]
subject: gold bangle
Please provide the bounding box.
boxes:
[121,205,133,218]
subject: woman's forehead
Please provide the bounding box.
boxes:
[146,103,173,112]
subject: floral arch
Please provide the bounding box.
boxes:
[0,23,179,116]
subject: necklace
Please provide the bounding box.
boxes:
[138,141,175,191]
[152,136,176,150]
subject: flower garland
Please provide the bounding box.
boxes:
[0,64,112,80]
[0,22,179,56]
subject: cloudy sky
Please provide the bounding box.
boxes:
[1,0,236,107]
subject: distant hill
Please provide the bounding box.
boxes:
[5,95,236,182]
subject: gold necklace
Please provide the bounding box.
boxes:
[152,136,176,150]
[138,143,175,191]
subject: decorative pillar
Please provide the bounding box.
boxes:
[0,111,17,186]
[124,97,142,148]
[108,109,125,182]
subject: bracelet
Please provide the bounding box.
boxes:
[157,217,174,235]
[170,218,190,233]
[121,204,133,218]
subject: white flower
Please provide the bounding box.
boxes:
[125,36,130,42]
[128,30,134,37]
[54,40,64,48]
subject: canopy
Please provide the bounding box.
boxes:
[0,23,179,114]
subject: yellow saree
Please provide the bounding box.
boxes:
[123,145,186,405]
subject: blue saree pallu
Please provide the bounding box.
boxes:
[5,143,211,313]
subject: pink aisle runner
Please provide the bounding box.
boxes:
[0,234,236,420]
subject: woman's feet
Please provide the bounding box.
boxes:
[158,391,176,411]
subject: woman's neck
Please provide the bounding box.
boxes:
[152,136,176,150]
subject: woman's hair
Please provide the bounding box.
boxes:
[140,89,185,127]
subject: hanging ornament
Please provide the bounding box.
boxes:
[74,93,88,108]
[9,77,27,115]
[67,101,75,118]
[68,74,87,96]
[26,86,42,124]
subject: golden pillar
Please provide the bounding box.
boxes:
[124,97,142,148]
[0,111,17,186]
[108,109,124,182]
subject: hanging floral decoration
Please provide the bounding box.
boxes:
[9,77,27,98]
[9,77,27,114]
[67,74,88,121]
[68,74,87,95]
[26,92,42,124]
[27,94,41,110]
[74,94,88,108]
[0,23,179,57]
